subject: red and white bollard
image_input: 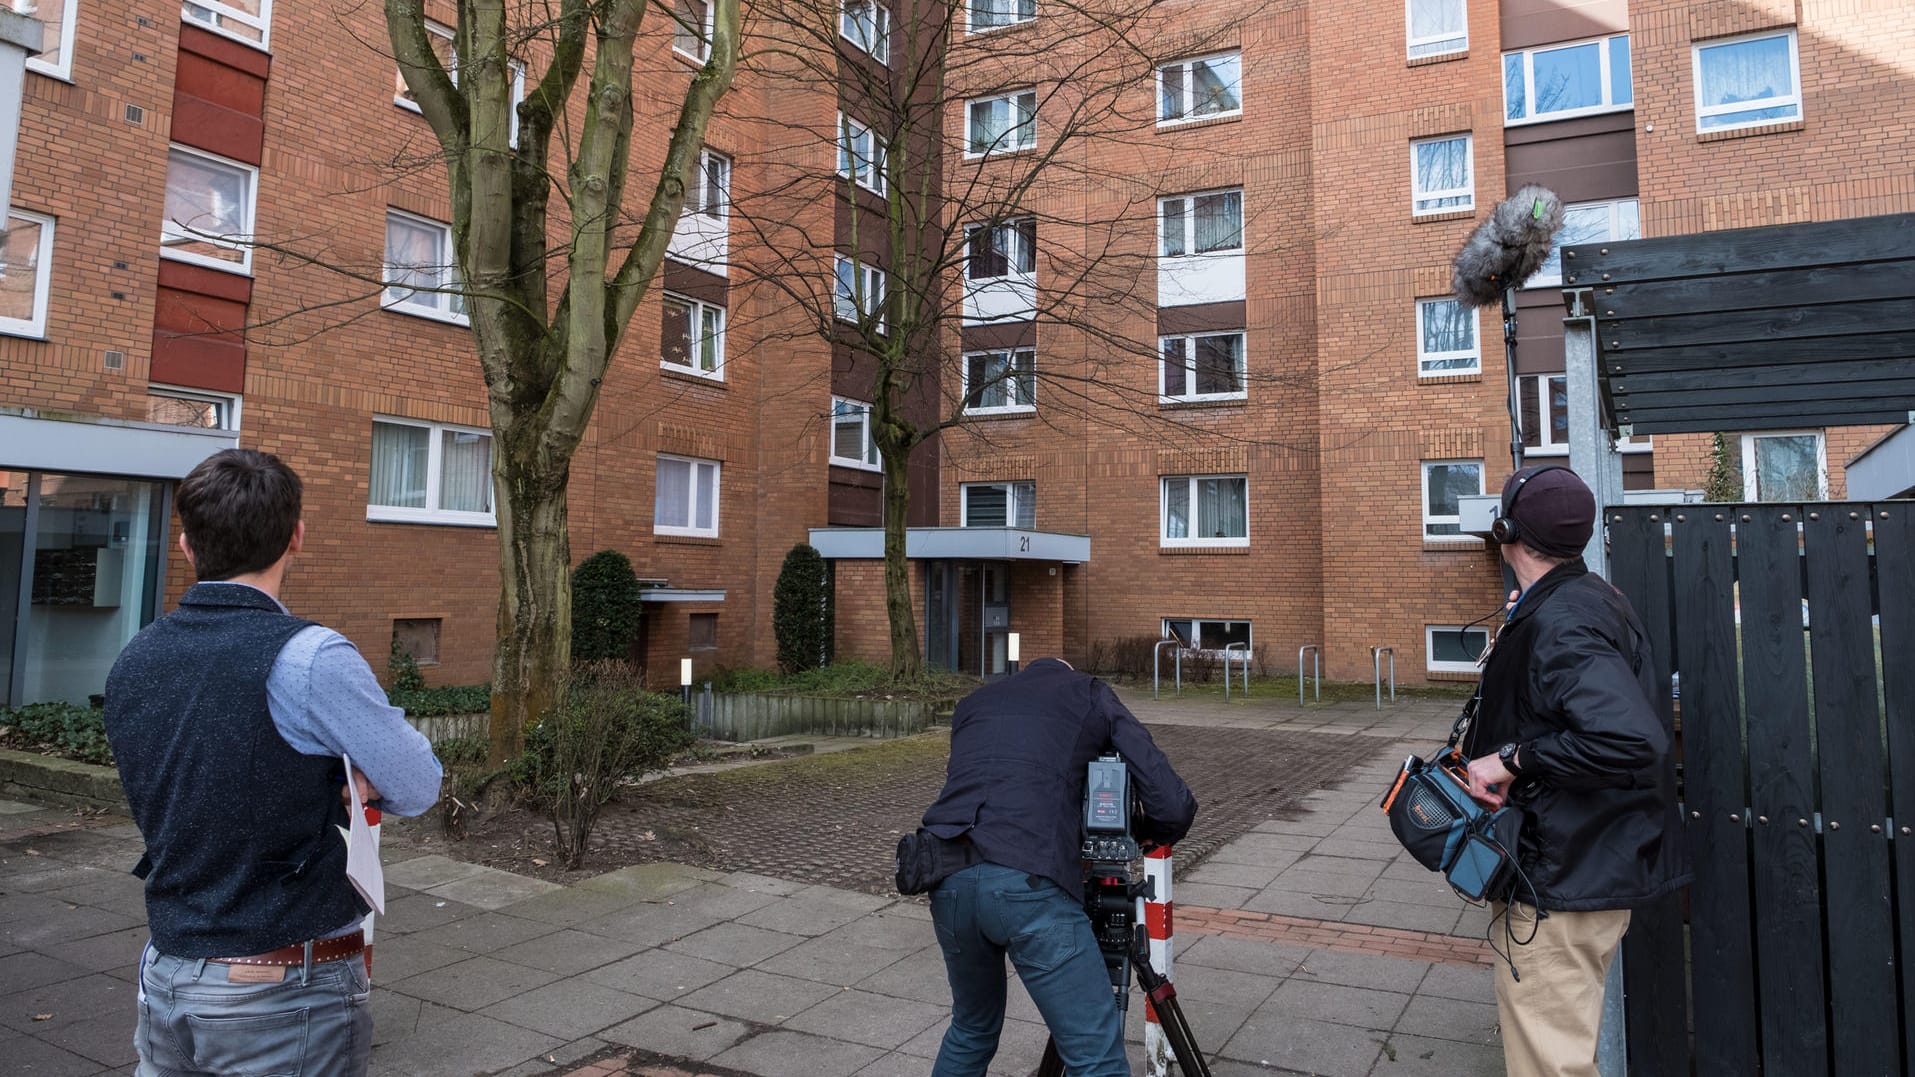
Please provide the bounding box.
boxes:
[1141,846,1175,1077]
[359,805,381,979]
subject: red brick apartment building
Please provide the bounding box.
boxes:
[0,0,1909,706]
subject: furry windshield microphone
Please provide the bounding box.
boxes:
[1450,185,1566,308]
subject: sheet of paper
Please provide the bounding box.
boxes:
[342,753,385,914]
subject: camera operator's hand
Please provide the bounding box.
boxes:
[1465,753,1512,810]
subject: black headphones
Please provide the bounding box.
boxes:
[1490,465,1571,546]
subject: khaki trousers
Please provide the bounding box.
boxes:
[1490,902,1631,1077]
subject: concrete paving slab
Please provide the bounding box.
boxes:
[2,861,124,895]
[781,988,948,1049]
[0,1029,105,1076]
[0,799,40,814]
[35,925,144,975]
[756,933,915,987]
[853,944,953,1005]
[0,950,92,993]
[1162,962,1285,1012]
[1369,1031,1505,1076]
[0,903,141,950]
[382,853,488,891]
[675,968,840,1024]
[384,954,563,1012]
[1417,961,1495,1004]
[815,909,933,952]
[1171,882,1259,909]
[1293,949,1433,993]
[665,923,806,967]
[1391,992,1500,1045]
[1289,854,1389,879]
[425,866,563,910]
[368,1010,562,1077]
[599,1004,750,1061]
[735,894,891,938]
[1342,899,1463,934]
[717,871,807,896]
[491,928,644,976]
[1242,825,1326,846]
[655,882,783,922]
[503,885,650,927]
[366,937,469,984]
[1243,886,1366,919]
[376,891,486,935]
[1263,978,1411,1031]
[0,973,138,1067]
[43,878,147,922]
[1175,935,1311,980]
[1259,869,1376,899]
[1222,1013,1384,1077]
[1181,862,1287,889]
[582,948,735,1002]
[0,891,76,926]
[481,978,658,1040]
[1363,878,1461,907]
[576,863,723,902]
[709,1028,885,1077]
[577,901,724,948]
[404,910,558,956]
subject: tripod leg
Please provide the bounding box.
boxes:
[1129,930,1215,1077]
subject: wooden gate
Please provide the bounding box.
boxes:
[1606,502,1915,1076]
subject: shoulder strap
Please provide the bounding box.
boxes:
[1447,683,1484,754]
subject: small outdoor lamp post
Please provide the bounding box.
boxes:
[1006,632,1020,676]
[680,657,693,709]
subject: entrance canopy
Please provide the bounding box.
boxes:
[1562,212,1915,436]
[807,527,1090,563]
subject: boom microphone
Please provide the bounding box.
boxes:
[1451,184,1565,308]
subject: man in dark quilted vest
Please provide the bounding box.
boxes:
[104,448,442,1076]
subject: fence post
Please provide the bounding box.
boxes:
[1298,644,1320,705]
[1224,642,1249,699]
[1372,646,1395,710]
[1153,639,1182,699]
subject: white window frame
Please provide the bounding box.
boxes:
[961,348,1036,415]
[1157,51,1243,126]
[160,145,257,275]
[1410,134,1473,216]
[965,90,1037,157]
[960,481,1035,528]
[830,397,881,471]
[1405,0,1466,60]
[1158,188,1244,257]
[834,254,887,331]
[23,0,77,80]
[840,0,889,63]
[838,114,886,195]
[1159,331,1246,402]
[1159,474,1249,549]
[1161,618,1252,655]
[1415,297,1479,377]
[1426,624,1490,673]
[367,417,497,527]
[1519,372,1652,455]
[965,0,1035,35]
[1504,34,1632,126]
[0,208,54,338]
[965,218,1035,281]
[672,0,714,62]
[1421,459,1484,542]
[1525,198,1640,289]
[654,453,722,538]
[395,22,528,145]
[660,292,725,378]
[383,208,469,326]
[1692,29,1802,134]
[182,0,270,49]
[147,385,242,432]
[1741,430,1828,502]
[683,149,730,219]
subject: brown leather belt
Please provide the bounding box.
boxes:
[210,930,365,968]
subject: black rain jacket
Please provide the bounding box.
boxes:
[1473,559,1692,911]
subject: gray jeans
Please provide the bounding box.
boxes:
[136,942,373,1077]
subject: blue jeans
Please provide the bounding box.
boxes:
[135,942,373,1077]
[929,863,1128,1077]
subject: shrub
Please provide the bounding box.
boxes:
[387,638,427,693]
[773,544,831,674]
[432,736,489,768]
[1,702,113,766]
[1704,432,1742,502]
[512,662,695,869]
[572,550,645,665]
[390,683,492,717]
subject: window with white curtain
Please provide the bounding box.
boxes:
[368,418,495,525]
[672,0,711,60]
[838,115,886,194]
[160,146,256,274]
[1159,190,1243,257]
[21,0,77,79]
[1693,30,1801,132]
[963,349,1035,413]
[1526,199,1640,288]
[840,0,889,62]
[1422,459,1483,539]
[655,454,721,537]
[834,255,887,330]
[395,21,527,144]
[1158,53,1242,124]
[1160,332,1245,401]
[681,150,730,219]
[962,482,1035,527]
[0,209,54,338]
[1504,35,1632,124]
[830,398,880,470]
[1161,475,1248,547]
[384,209,468,324]
[967,0,1034,33]
[1416,298,1478,376]
[1410,135,1472,215]
[1406,0,1465,60]
[183,0,269,48]
[966,90,1037,155]
[1741,431,1826,501]
[661,293,724,376]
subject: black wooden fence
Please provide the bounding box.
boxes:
[1606,501,1915,1076]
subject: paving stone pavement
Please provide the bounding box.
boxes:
[0,694,1507,1076]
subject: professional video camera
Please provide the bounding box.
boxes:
[1034,754,1214,1077]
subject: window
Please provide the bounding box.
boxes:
[1160,190,1242,257]
[1410,135,1472,215]
[368,418,495,526]
[1694,29,1800,133]
[1527,199,1639,288]
[682,149,730,219]
[1406,0,1465,60]
[966,90,1036,155]
[840,0,888,62]
[1427,625,1489,673]
[1505,35,1632,124]
[146,387,240,431]
[1163,619,1250,653]
[966,218,1035,280]
[661,294,724,376]
[392,618,441,665]
[1422,460,1483,539]
[1161,475,1248,547]
[1742,431,1826,501]
[830,398,880,470]
[962,481,1034,527]
[1160,332,1244,401]
[384,209,467,324]
[182,0,269,48]
[0,209,53,338]
[655,454,721,537]
[689,613,718,651]
[963,349,1035,413]
[1158,53,1241,124]
[838,115,886,194]
[160,146,256,274]
[21,0,76,80]
[967,0,1034,33]
[834,255,886,329]
[1519,374,1569,454]
[395,22,528,145]
[672,0,712,61]
[1416,298,1478,376]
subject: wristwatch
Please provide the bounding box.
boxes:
[1498,742,1526,776]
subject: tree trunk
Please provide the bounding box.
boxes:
[882,444,922,681]
[489,455,572,765]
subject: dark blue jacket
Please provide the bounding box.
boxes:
[922,659,1197,899]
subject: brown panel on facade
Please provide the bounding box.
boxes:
[1500,0,1627,52]
[178,24,272,78]
[158,258,253,305]
[828,470,883,526]
[1504,117,1637,205]
[1623,453,1654,490]
[661,258,728,306]
[832,194,892,264]
[1513,289,1567,376]
[172,37,268,165]
[151,287,246,393]
[908,435,939,527]
[960,320,1037,353]
[1157,301,1247,337]
[832,341,882,401]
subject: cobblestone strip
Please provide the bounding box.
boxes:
[1177,904,1495,968]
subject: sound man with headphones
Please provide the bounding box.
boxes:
[1460,464,1691,1077]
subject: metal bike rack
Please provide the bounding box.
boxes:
[1297,644,1321,705]
[1222,642,1250,701]
[1371,646,1396,710]
[1153,639,1183,699]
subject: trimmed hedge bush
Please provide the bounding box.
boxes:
[773,544,831,674]
[390,684,492,717]
[572,549,645,665]
[0,702,113,765]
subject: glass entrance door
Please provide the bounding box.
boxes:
[981,562,1011,678]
